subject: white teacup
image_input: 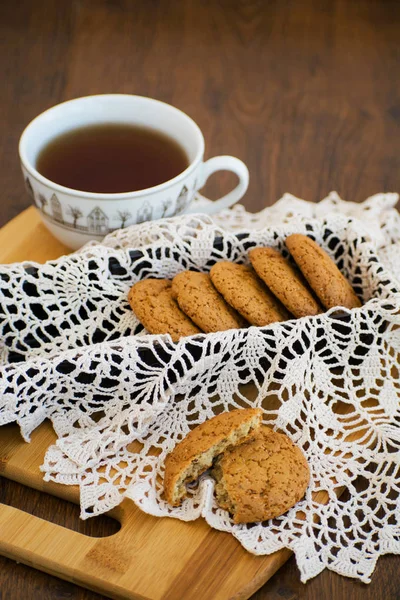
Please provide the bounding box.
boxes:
[19,95,249,249]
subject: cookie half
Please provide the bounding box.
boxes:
[249,247,322,318]
[171,271,247,332]
[285,234,362,310]
[128,278,201,342]
[210,262,289,326]
[163,408,263,506]
[212,425,310,523]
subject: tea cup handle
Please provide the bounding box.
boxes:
[186,156,249,214]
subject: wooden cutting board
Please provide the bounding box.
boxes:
[0,207,294,600]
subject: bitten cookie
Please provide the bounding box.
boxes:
[171,271,247,332]
[128,278,201,342]
[285,234,362,310]
[249,247,322,318]
[212,425,310,524]
[164,408,263,506]
[210,262,289,326]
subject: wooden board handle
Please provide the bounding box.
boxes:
[0,502,138,600]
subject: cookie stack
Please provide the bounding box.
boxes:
[128,233,362,341]
[163,408,310,524]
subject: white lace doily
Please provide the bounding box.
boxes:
[1,192,400,584]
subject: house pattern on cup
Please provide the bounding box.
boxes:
[26,177,195,234]
[51,194,63,222]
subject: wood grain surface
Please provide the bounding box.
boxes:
[1,0,400,598]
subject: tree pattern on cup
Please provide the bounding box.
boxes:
[161,199,171,218]
[117,210,132,228]
[38,194,48,212]
[25,176,34,199]
[175,185,189,214]
[26,181,190,235]
[68,206,83,228]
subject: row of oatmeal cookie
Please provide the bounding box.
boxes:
[128,234,362,341]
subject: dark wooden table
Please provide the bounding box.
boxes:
[1,0,400,598]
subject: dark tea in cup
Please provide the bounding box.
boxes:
[36,123,189,194]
